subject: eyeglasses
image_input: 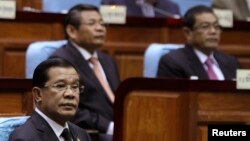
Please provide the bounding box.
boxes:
[193,23,221,32]
[43,83,84,93]
[81,20,106,27]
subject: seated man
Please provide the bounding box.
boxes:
[9,58,90,141]
[157,5,240,80]
[49,4,120,141]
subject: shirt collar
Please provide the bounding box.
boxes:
[193,48,219,66]
[35,108,69,139]
[70,41,98,60]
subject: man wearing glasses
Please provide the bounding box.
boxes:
[50,4,120,141]
[9,58,90,141]
[157,5,240,80]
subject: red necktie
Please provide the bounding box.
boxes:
[89,57,115,103]
[205,57,218,80]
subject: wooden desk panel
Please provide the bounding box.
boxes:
[114,78,250,141]
[0,79,33,117]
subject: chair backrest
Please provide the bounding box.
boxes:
[144,43,184,77]
[25,40,67,79]
[0,116,29,141]
[42,0,101,13]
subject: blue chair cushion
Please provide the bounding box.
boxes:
[25,40,67,78]
[144,43,183,77]
[0,116,29,141]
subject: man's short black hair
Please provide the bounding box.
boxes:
[32,58,78,87]
[183,5,214,29]
[64,4,100,39]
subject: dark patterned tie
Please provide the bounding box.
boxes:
[61,128,73,141]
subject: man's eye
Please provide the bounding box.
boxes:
[71,84,79,89]
[54,84,66,89]
[200,24,209,29]
[86,22,95,25]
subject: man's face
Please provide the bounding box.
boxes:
[39,67,80,124]
[70,10,106,49]
[185,12,221,53]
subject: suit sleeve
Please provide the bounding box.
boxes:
[71,108,111,133]
[157,54,187,78]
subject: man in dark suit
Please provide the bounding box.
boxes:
[157,5,240,80]
[9,58,90,141]
[50,4,120,141]
[102,0,180,18]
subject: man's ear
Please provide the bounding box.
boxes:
[32,87,42,104]
[66,25,78,39]
[183,27,192,42]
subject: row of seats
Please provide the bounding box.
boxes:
[0,41,183,140]
[26,40,183,78]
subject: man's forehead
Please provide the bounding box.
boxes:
[80,10,101,20]
[194,12,218,23]
[47,67,79,79]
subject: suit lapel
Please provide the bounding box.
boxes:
[65,43,103,89]
[184,45,209,79]
[68,123,78,141]
[65,43,113,102]
[32,112,60,141]
[214,51,231,79]
[97,51,116,92]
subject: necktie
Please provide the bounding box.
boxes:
[205,57,218,80]
[61,128,73,141]
[89,57,115,103]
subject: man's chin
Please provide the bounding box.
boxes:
[205,43,219,49]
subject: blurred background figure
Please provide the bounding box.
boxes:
[102,0,180,18]
[157,5,241,80]
[125,0,180,18]
[42,0,101,13]
[212,0,250,21]
[49,4,120,141]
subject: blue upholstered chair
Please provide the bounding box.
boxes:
[143,43,184,77]
[42,0,101,13]
[0,116,29,141]
[25,40,67,78]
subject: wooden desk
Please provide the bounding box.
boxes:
[1,12,250,80]
[0,79,33,116]
[114,78,250,141]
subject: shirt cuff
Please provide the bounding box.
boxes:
[106,121,114,135]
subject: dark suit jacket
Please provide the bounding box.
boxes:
[9,111,90,141]
[102,0,180,17]
[157,44,240,80]
[49,41,120,140]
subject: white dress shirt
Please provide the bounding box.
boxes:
[194,48,225,80]
[35,108,70,141]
